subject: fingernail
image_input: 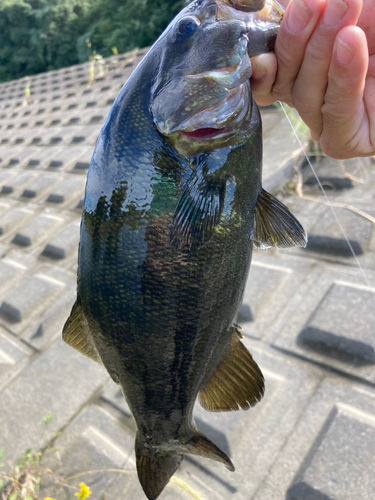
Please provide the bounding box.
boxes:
[251,61,266,76]
[287,0,313,34]
[323,0,348,26]
[336,37,355,64]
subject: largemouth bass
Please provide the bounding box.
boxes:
[63,0,307,498]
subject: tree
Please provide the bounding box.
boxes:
[0,0,187,83]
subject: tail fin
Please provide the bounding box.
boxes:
[135,433,183,500]
[135,431,234,499]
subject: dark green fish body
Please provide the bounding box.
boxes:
[64,1,306,498]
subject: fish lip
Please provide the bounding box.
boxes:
[169,80,250,136]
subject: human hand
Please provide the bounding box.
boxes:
[251,0,375,159]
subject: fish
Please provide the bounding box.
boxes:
[63,0,307,499]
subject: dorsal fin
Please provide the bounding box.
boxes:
[251,188,307,249]
[62,298,102,364]
[199,329,264,412]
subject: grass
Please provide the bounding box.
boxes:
[0,413,204,500]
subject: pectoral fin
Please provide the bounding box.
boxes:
[62,298,101,364]
[251,188,307,249]
[169,164,225,251]
[199,329,264,412]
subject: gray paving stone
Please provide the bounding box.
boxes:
[3,147,40,168]
[0,338,108,465]
[24,146,65,169]
[237,253,314,339]
[298,282,375,363]
[0,255,28,295]
[40,404,134,500]
[21,286,76,351]
[0,173,18,193]
[255,378,375,500]
[69,123,101,146]
[0,200,13,217]
[45,176,86,205]
[41,220,81,260]
[271,265,375,383]
[12,213,63,247]
[0,326,31,390]
[305,203,374,258]
[0,269,65,329]
[0,207,35,236]
[0,146,28,165]
[47,145,92,170]
[21,173,61,199]
[72,148,94,172]
[0,171,38,195]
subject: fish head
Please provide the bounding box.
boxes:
[150,0,284,157]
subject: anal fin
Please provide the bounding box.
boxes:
[62,298,101,364]
[199,328,264,412]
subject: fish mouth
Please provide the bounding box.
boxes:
[167,80,252,156]
[174,81,250,136]
[180,127,231,139]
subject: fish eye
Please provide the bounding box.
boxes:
[174,16,200,40]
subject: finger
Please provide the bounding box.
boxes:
[292,0,362,137]
[357,0,375,54]
[250,52,278,106]
[320,26,372,158]
[272,0,325,103]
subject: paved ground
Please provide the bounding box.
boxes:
[0,50,374,500]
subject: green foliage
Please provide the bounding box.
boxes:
[0,0,187,83]
[78,0,186,57]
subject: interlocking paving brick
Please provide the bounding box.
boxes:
[0,256,27,294]
[0,200,13,217]
[45,176,86,205]
[24,147,64,169]
[47,145,92,170]
[0,269,65,330]
[1,47,374,500]
[12,213,63,247]
[0,171,38,195]
[70,123,101,145]
[271,265,375,383]
[255,378,375,500]
[40,404,134,500]
[41,220,80,260]
[0,145,26,165]
[4,147,41,168]
[0,326,31,390]
[21,173,61,199]
[0,338,108,465]
[0,172,17,190]
[237,253,313,339]
[305,203,374,258]
[21,286,76,351]
[72,148,94,172]
[0,207,35,236]
[101,344,318,500]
